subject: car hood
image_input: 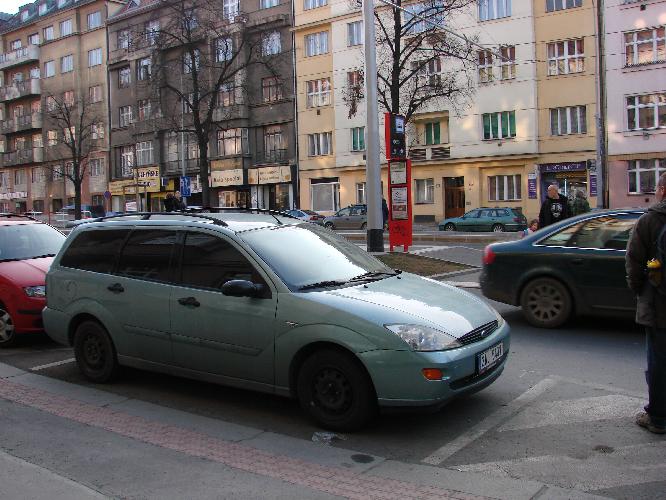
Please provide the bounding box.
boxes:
[0,257,52,287]
[310,273,499,338]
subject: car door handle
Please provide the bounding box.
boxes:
[570,258,585,266]
[178,297,200,308]
[107,283,124,293]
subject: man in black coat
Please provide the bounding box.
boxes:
[539,184,570,228]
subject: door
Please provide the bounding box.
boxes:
[458,209,480,231]
[349,205,366,228]
[475,209,494,231]
[444,177,465,218]
[334,207,352,228]
[170,231,277,385]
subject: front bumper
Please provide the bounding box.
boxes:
[359,320,510,407]
[9,296,46,334]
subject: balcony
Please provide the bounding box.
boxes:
[1,147,44,167]
[0,79,41,102]
[0,113,42,134]
[409,145,451,162]
[0,46,40,71]
[253,149,289,166]
[163,159,200,176]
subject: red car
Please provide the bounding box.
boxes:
[0,215,65,347]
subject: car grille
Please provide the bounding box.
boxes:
[458,320,499,346]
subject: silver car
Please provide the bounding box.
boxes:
[323,204,367,230]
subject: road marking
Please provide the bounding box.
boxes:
[422,377,559,465]
[30,358,76,371]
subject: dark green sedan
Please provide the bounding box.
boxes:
[439,208,527,232]
[480,209,644,328]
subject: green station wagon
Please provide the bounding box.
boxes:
[439,208,527,232]
[43,211,509,430]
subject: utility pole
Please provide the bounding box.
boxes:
[594,0,607,208]
[363,0,384,252]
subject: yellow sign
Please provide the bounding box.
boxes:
[108,167,161,195]
[211,158,242,171]
[248,166,291,185]
[211,168,244,187]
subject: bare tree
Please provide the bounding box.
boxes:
[44,93,104,220]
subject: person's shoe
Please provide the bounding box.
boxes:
[636,411,666,434]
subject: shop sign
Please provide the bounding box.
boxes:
[589,173,598,197]
[248,166,291,185]
[109,167,161,195]
[211,158,242,171]
[540,162,586,173]
[528,173,537,199]
[211,168,244,187]
[0,191,27,200]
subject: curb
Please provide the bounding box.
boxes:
[338,231,519,245]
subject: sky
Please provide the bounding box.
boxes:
[2,0,27,15]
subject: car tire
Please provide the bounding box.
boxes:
[324,222,334,230]
[492,224,505,232]
[520,277,572,328]
[443,223,456,231]
[360,222,367,230]
[0,306,17,348]
[73,320,119,383]
[297,349,377,431]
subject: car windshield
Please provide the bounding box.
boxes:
[0,223,65,262]
[240,223,395,290]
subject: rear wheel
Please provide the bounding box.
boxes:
[74,320,119,383]
[492,224,505,232]
[520,277,572,328]
[443,223,456,231]
[297,349,377,431]
[324,222,334,230]
[0,306,17,348]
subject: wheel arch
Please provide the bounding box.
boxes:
[68,313,107,346]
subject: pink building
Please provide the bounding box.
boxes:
[605,0,666,208]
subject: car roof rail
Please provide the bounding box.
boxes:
[0,213,37,221]
[184,206,301,224]
[81,212,230,227]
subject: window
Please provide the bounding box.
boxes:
[89,158,104,176]
[119,105,133,127]
[31,167,44,183]
[52,165,63,180]
[261,0,279,8]
[217,128,248,156]
[356,182,366,204]
[136,141,153,165]
[347,70,364,97]
[415,178,434,204]
[626,93,666,130]
[118,29,130,49]
[262,77,282,102]
[120,145,134,176]
[21,11,29,22]
[39,3,48,15]
[137,57,151,80]
[10,40,22,51]
[306,78,331,107]
[482,111,516,139]
[541,215,636,251]
[308,132,332,156]
[547,39,584,76]
[424,122,441,145]
[87,11,102,30]
[414,57,442,87]
[117,230,177,283]
[14,169,26,185]
[223,0,239,19]
[47,130,58,146]
[347,21,363,46]
[28,33,40,45]
[546,0,582,13]
[625,27,665,66]
[60,19,72,37]
[46,95,57,111]
[91,123,104,139]
[58,0,68,7]
[64,126,75,142]
[32,200,45,213]
[304,0,327,9]
[217,82,236,107]
[628,159,666,194]
[305,32,328,57]
[183,49,200,73]
[30,67,40,79]
[478,50,493,83]
[145,20,160,44]
[63,90,74,106]
[311,179,340,212]
[119,66,131,88]
[43,26,54,41]
[0,172,6,187]
[264,125,283,158]
[350,127,365,151]
[61,54,74,73]
[262,31,281,56]
[500,45,516,79]
[403,3,445,34]
[89,85,102,103]
[44,60,55,78]
[550,106,587,135]
[32,133,43,148]
[479,0,511,21]
[216,38,233,62]
[181,232,261,290]
[489,174,521,201]
[88,48,102,67]
[138,99,151,120]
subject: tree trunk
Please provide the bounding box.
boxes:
[199,138,210,207]
[74,178,82,220]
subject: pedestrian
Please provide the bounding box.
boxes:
[570,190,591,216]
[382,197,389,230]
[625,172,666,434]
[174,191,186,211]
[521,219,539,238]
[163,193,175,212]
[538,184,570,228]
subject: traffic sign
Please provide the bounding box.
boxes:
[179,176,191,197]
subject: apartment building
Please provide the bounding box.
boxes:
[0,0,123,214]
[106,0,296,212]
[605,0,666,208]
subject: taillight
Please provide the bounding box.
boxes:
[483,245,496,265]
[309,216,317,220]
[513,217,520,222]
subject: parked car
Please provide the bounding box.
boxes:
[0,215,66,347]
[480,209,643,328]
[56,205,106,222]
[285,209,325,225]
[323,204,368,230]
[439,208,527,232]
[43,210,509,430]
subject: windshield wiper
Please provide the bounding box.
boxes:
[298,280,348,291]
[28,254,56,259]
[347,270,399,283]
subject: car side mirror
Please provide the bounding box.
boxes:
[221,280,265,298]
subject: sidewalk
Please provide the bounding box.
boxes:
[0,362,604,499]
[338,229,519,245]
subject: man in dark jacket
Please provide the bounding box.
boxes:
[539,184,570,228]
[626,172,666,434]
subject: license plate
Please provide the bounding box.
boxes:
[477,342,504,375]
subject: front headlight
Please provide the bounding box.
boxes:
[24,286,46,297]
[385,324,462,352]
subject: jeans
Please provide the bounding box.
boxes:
[645,328,666,427]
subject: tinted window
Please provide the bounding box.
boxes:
[0,223,65,262]
[540,215,638,250]
[117,230,177,282]
[180,232,263,290]
[465,210,479,218]
[337,208,351,216]
[60,229,128,273]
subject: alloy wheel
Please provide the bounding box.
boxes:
[0,309,15,344]
[525,283,565,323]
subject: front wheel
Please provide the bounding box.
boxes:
[74,320,119,383]
[324,222,334,230]
[297,349,377,431]
[360,222,367,230]
[443,223,456,232]
[492,224,505,232]
[520,277,572,328]
[0,307,17,348]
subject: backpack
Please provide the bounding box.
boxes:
[652,223,666,295]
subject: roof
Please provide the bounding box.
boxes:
[107,0,159,23]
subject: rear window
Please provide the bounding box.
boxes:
[117,230,177,282]
[60,229,129,273]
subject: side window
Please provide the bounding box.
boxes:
[465,210,479,218]
[117,230,177,282]
[479,209,492,217]
[60,229,129,273]
[180,232,265,290]
[541,215,638,250]
[337,208,351,216]
[350,206,362,216]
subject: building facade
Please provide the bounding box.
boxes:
[605,0,666,208]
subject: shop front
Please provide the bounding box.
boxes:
[248,165,295,210]
[210,159,248,208]
[0,191,27,213]
[539,161,596,202]
[109,166,161,212]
